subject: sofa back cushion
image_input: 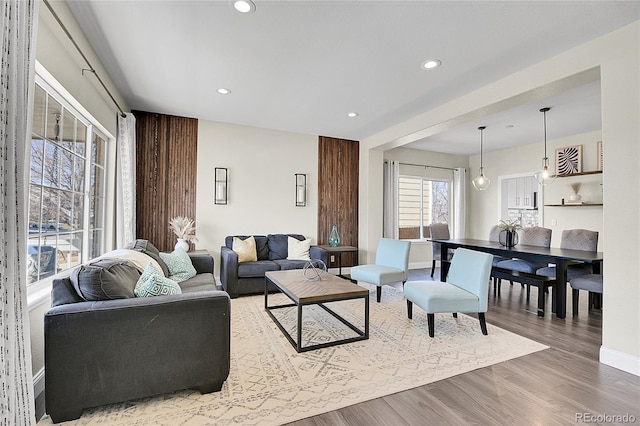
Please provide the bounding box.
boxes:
[225,235,269,260]
[267,234,305,260]
[70,258,141,301]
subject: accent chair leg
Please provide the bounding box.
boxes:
[572,288,580,316]
[407,300,413,319]
[376,286,382,303]
[430,260,436,278]
[427,313,435,337]
[478,313,488,335]
[452,313,458,318]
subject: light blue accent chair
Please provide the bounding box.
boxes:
[350,238,411,303]
[404,248,493,337]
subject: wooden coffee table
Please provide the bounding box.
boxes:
[265,269,369,352]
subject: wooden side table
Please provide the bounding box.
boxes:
[317,245,358,279]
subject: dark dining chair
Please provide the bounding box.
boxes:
[569,273,603,316]
[495,226,552,298]
[536,229,599,281]
[429,223,454,278]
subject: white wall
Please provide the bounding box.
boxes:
[384,147,468,268]
[361,21,640,375]
[468,131,603,250]
[196,121,318,276]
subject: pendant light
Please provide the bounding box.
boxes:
[472,126,490,190]
[534,107,557,185]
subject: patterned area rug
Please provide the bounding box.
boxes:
[40,285,547,425]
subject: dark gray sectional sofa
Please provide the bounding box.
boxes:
[44,248,230,423]
[220,234,329,298]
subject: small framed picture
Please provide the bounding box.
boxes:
[597,141,603,171]
[555,145,583,175]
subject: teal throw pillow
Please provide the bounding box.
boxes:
[134,263,181,297]
[159,247,197,282]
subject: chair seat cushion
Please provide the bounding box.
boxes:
[536,264,592,281]
[492,256,509,266]
[404,281,480,313]
[496,259,547,274]
[238,260,280,277]
[570,274,603,293]
[351,264,405,286]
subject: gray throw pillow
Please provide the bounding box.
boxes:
[125,239,170,276]
[70,258,141,301]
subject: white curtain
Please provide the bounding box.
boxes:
[0,0,39,423]
[116,113,136,247]
[453,167,466,238]
[383,160,399,238]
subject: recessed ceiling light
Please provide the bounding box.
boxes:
[347,112,359,118]
[505,124,515,128]
[421,59,442,70]
[217,88,231,95]
[232,0,256,14]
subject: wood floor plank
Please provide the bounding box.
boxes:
[285,268,640,426]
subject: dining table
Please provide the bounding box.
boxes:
[430,238,603,319]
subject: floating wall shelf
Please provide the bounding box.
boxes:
[544,203,603,207]
[551,170,602,178]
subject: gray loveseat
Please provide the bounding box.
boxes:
[220,234,329,298]
[44,246,230,423]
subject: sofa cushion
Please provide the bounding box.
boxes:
[233,236,258,263]
[179,273,217,293]
[238,260,280,278]
[273,259,310,271]
[268,234,305,260]
[159,247,197,282]
[70,258,141,301]
[98,248,162,273]
[134,263,182,297]
[287,237,312,261]
[125,239,169,277]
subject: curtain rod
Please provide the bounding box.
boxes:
[391,161,457,171]
[43,0,126,118]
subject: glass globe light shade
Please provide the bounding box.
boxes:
[472,168,491,190]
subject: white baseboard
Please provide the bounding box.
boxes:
[409,261,431,270]
[600,346,640,376]
[33,367,45,398]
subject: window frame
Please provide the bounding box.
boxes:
[27,65,113,305]
[397,174,453,241]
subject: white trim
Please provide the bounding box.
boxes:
[600,346,640,376]
[33,368,45,399]
[409,261,431,270]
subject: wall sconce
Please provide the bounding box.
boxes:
[295,173,307,207]
[214,168,228,205]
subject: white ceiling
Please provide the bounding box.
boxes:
[65,1,639,155]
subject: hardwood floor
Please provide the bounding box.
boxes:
[287,269,640,426]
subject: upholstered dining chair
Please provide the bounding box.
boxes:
[350,238,411,303]
[404,248,493,337]
[495,226,552,298]
[429,223,454,278]
[569,273,603,316]
[535,229,599,284]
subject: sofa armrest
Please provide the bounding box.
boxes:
[310,245,330,267]
[220,246,239,298]
[189,251,214,274]
[45,291,230,423]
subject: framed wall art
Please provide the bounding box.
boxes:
[555,144,582,175]
[597,140,603,171]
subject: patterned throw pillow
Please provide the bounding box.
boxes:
[159,247,197,282]
[134,263,181,297]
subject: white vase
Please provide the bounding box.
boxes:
[175,238,189,252]
[569,193,582,202]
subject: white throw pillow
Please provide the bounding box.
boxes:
[287,237,312,261]
[233,236,258,263]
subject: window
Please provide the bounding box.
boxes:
[27,81,108,285]
[398,176,450,240]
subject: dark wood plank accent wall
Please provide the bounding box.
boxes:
[133,111,198,252]
[318,136,359,267]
